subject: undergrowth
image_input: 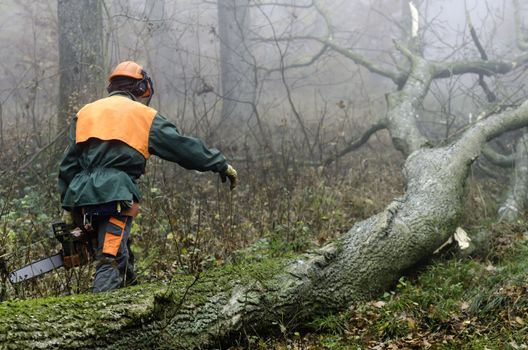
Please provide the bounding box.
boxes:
[0,125,407,300]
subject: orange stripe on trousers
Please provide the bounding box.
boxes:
[103,217,127,256]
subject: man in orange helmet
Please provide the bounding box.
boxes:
[58,61,237,292]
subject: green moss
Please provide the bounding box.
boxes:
[0,253,296,349]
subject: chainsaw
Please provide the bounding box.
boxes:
[8,221,96,284]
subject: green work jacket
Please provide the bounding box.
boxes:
[58,92,227,210]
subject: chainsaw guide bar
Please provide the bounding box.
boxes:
[8,253,64,284]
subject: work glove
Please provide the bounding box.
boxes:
[220,164,237,190]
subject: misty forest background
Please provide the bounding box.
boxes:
[1,0,528,348]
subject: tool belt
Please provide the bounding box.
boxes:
[72,201,139,233]
[82,201,134,216]
[81,200,139,220]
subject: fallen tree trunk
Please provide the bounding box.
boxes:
[1,101,528,349]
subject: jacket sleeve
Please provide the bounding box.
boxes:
[58,118,81,203]
[148,114,228,173]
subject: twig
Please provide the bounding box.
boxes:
[325,122,387,166]
[467,13,497,103]
[14,126,68,173]
[158,273,200,333]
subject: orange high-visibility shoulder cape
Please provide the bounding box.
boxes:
[76,95,157,159]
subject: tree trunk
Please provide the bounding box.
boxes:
[217,0,256,133]
[386,57,432,156]
[498,129,528,222]
[2,100,528,349]
[57,0,104,129]
[142,0,168,109]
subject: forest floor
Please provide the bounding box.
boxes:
[2,130,524,348]
[240,222,528,349]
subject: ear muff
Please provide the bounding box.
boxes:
[131,74,150,98]
[132,80,147,96]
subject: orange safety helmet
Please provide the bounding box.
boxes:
[108,61,153,98]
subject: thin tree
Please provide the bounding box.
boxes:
[217,0,257,134]
[57,0,104,130]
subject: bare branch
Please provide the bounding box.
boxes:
[432,2,528,82]
[433,55,528,79]
[312,0,401,83]
[477,75,497,103]
[257,4,315,158]
[481,145,515,168]
[203,0,315,8]
[21,128,68,169]
[252,0,314,8]
[467,13,497,102]
[467,14,487,61]
[258,36,403,82]
[461,99,528,148]
[393,39,414,61]
[255,0,403,84]
[262,44,328,74]
[323,40,401,83]
[325,122,388,166]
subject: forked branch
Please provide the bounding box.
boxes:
[325,122,388,165]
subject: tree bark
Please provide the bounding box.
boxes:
[498,129,528,222]
[3,100,528,349]
[57,0,104,129]
[386,56,432,156]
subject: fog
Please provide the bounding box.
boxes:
[2,2,528,343]
[0,0,521,138]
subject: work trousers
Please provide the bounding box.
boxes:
[92,215,136,293]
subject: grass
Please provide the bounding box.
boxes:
[255,223,528,349]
